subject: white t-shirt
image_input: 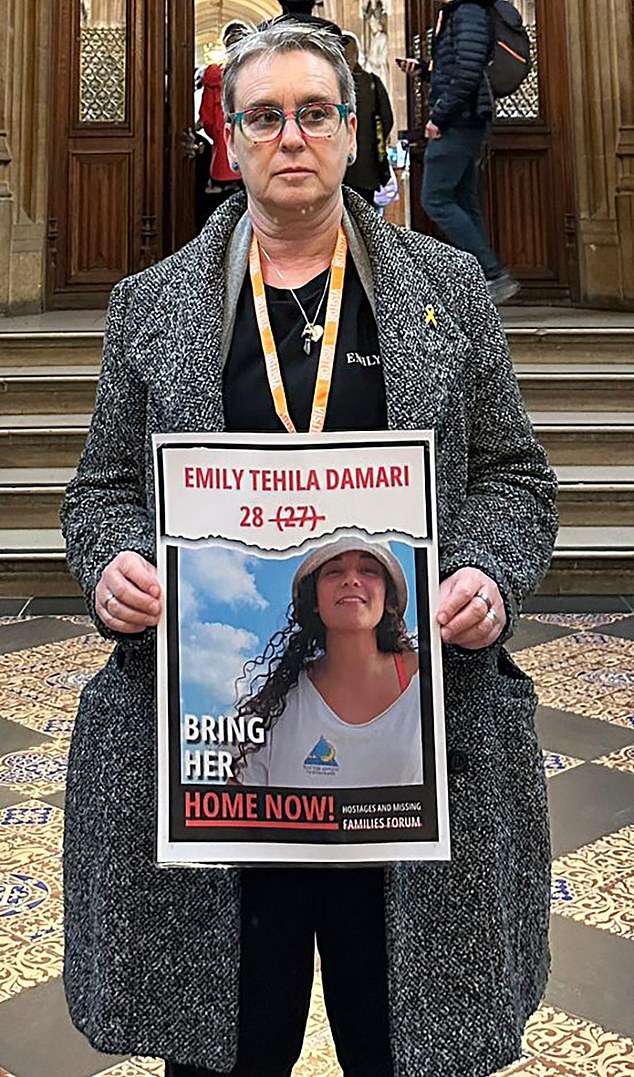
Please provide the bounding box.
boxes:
[240,670,424,789]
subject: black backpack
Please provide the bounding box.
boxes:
[487,0,532,98]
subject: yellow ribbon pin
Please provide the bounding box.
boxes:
[425,305,438,328]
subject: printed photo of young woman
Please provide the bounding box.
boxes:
[178,535,424,789]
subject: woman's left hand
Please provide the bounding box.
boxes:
[436,568,506,649]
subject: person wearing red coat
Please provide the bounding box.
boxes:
[200,62,239,184]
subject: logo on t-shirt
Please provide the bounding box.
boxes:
[304,735,339,774]
[346,351,381,367]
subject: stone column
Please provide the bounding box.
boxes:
[566,0,634,305]
[0,0,50,315]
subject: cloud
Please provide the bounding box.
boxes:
[178,577,198,622]
[181,547,268,613]
[180,620,259,707]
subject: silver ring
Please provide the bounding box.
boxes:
[486,608,499,626]
[104,590,115,614]
[475,590,493,613]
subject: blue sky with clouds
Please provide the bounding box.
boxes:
[178,538,418,719]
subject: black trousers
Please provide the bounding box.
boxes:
[165,867,394,1077]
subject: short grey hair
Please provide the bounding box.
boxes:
[222,22,357,117]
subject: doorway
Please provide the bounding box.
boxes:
[46,0,278,309]
[404,0,579,302]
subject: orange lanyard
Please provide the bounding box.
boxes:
[248,225,348,434]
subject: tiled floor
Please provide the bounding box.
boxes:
[1,608,633,1076]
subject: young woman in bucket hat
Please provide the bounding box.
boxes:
[236,536,421,788]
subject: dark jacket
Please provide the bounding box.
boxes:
[423,0,495,131]
[61,189,557,1077]
[345,66,394,192]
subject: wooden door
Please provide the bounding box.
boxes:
[165,0,197,253]
[47,0,164,308]
[404,0,579,302]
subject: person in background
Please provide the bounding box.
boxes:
[397,0,520,306]
[199,21,248,216]
[343,31,394,205]
[272,0,341,35]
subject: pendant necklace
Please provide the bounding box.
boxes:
[260,246,332,355]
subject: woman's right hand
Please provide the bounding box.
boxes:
[95,551,162,633]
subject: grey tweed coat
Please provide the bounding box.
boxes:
[61,190,558,1077]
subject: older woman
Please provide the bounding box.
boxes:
[61,21,557,1077]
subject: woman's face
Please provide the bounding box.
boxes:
[225,49,357,216]
[315,551,387,634]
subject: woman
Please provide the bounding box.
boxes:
[198,22,247,220]
[61,20,557,1077]
[236,538,421,788]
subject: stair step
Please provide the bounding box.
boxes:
[0,332,103,367]
[0,370,98,413]
[0,528,65,555]
[530,412,634,466]
[544,526,634,595]
[554,526,634,555]
[0,415,89,467]
[0,466,76,485]
[507,328,634,364]
[517,372,634,412]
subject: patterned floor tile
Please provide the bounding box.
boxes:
[0,929,64,1003]
[524,614,632,631]
[551,826,634,941]
[0,742,68,796]
[95,1060,165,1076]
[516,634,634,728]
[2,615,634,1076]
[0,801,64,855]
[0,634,112,742]
[593,745,634,775]
[523,1004,634,1075]
[543,752,585,777]
[0,801,65,1000]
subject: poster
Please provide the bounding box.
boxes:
[154,431,450,865]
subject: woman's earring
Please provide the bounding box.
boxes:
[347,154,356,165]
[231,161,241,172]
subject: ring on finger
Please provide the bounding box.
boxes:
[485,608,499,626]
[104,590,116,615]
[475,590,493,613]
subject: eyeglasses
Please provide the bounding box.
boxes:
[229,102,350,144]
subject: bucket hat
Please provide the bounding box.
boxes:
[292,537,408,615]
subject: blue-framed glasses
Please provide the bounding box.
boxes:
[229,102,350,143]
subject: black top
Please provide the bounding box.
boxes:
[344,68,394,192]
[223,254,387,433]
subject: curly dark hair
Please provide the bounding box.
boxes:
[231,565,415,776]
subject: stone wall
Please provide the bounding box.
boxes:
[566,0,634,306]
[0,0,50,315]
